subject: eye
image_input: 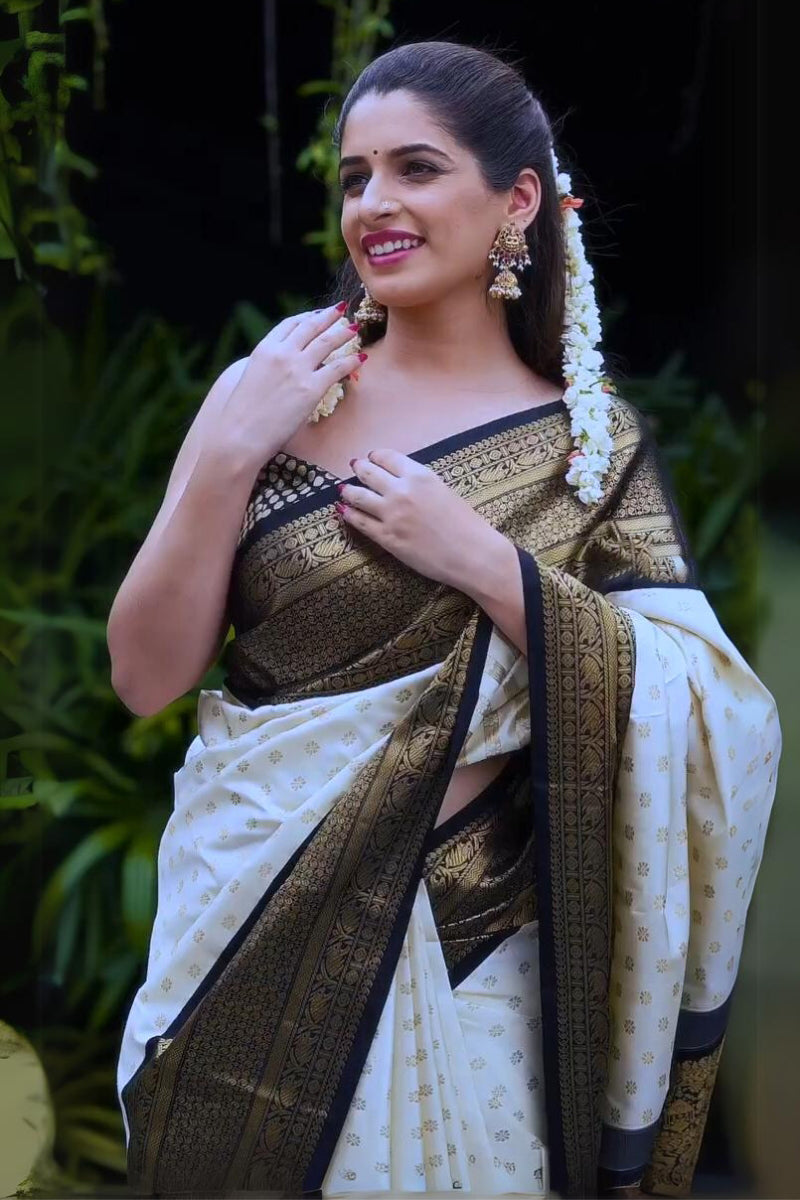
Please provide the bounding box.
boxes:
[338,161,438,193]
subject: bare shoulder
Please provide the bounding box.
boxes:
[150,357,251,532]
[174,357,250,458]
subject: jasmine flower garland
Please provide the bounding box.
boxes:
[552,149,614,506]
[307,318,362,423]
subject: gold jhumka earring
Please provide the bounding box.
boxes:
[488,221,532,300]
[354,283,387,324]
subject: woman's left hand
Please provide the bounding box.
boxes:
[335,448,498,591]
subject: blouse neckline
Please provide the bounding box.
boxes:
[265,395,568,488]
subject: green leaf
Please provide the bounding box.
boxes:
[58,6,94,22]
[121,829,156,953]
[0,607,108,637]
[32,778,85,817]
[87,950,140,1030]
[56,1104,125,1135]
[296,78,343,97]
[0,789,38,809]
[0,773,34,795]
[24,31,64,49]
[32,820,134,951]
[53,889,82,983]
[56,1123,126,1173]
[32,241,73,269]
[53,141,98,178]
[1,0,45,12]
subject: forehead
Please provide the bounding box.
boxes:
[340,89,456,155]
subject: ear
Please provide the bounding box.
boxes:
[506,167,542,230]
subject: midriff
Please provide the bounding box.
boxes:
[433,751,514,829]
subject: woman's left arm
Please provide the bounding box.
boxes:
[336,448,528,654]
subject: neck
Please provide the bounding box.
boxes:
[373,286,527,387]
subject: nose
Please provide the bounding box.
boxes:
[357,174,399,220]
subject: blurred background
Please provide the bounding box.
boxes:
[0,0,796,1196]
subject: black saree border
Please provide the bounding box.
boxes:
[516,544,567,1195]
[236,397,569,558]
[120,816,324,1101]
[514,543,636,1198]
[595,997,735,1193]
[303,605,494,1193]
[673,993,732,1058]
[595,576,703,595]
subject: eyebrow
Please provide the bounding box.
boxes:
[338,143,454,170]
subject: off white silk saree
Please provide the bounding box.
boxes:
[117,395,780,1197]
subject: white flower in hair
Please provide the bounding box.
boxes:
[552,148,614,505]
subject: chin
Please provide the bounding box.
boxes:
[365,277,447,310]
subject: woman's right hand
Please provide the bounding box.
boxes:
[221,303,365,466]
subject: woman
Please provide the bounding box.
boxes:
[110,41,781,1199]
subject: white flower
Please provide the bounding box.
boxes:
[307,323,362,423]
[551,148,613,506]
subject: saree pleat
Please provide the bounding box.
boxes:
[117,396,780,1198]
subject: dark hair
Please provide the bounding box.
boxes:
[325,40,567,386]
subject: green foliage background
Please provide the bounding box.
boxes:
[0,1,771,1192]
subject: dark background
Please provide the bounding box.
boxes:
[54,0,784,449]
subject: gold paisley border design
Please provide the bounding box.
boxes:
[641,1040,725,1197]
[123,609,490,1196]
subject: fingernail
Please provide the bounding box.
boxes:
[334,501,348,514]
[349,457,357,469]
[348,322,361,332]
[336,482,345,492]
[357,352,368,362]
[335,301,348,312]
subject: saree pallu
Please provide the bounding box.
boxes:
[117,395,781,1198]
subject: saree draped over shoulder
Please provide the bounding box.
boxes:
[117,396,781,1198]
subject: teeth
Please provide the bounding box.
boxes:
[368,237,423,256]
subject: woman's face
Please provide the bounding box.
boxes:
[338,89,518,309]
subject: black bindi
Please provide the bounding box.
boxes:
[372,149,378,155]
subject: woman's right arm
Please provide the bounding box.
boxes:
[107,305,364,717]
[107,357,261,717]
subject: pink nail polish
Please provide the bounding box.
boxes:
[334,501,347,514]
[335,301,348,313]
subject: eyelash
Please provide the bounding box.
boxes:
[338,161,437,193]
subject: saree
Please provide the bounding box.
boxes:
[116,394,781,1198]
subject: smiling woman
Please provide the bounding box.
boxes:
[113,39,781,1200]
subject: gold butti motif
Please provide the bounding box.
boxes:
[118,393,749,1200]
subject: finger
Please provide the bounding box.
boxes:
[301,316,362,368]
[336,500,382,539]
[284,303,351,351]
[363,447,417,478]
[314,350,368,393]
[270,306,331,342]
[337,482,384,516]
[270,302,346,343]
[349,455,395,495]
